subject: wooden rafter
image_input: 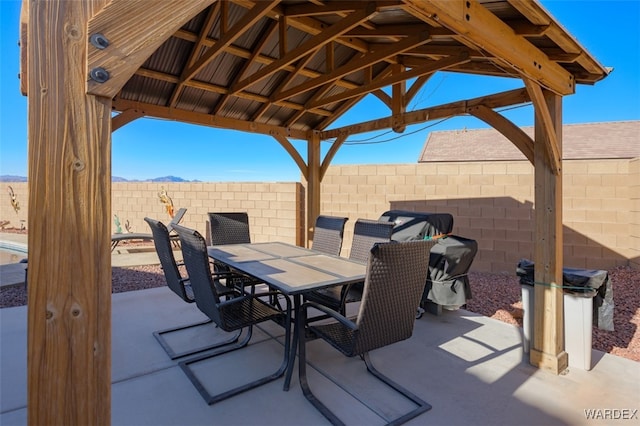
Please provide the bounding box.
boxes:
[307,52,470,110]
[215,20,279,116]
[316,94,367,130]
[273,31,431,103]
[132,67,335,118]
[230,2,378,95]
[87,0,216,98]
[171,28,364,92]
[346,23,447,37]
[403,0,575,95]
[168,2,220,107]
[272,50,321,101]
[174,0,279,103]
[283,1,394,17]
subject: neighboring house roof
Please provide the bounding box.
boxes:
[419,121,640,162]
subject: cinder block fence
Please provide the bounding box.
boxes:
[1,157,638,273]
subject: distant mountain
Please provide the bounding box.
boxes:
[0,175,196,182]
[0,175,27,182]
[148,176,190,182]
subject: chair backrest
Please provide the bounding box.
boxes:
[352,240,435,355]
[311,215,348,256]
[173,224,224,325]
[348,219,395,263]
[208,212,251,245]
[144,217,190,302]
[167,207,187,232]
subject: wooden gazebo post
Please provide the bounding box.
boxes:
[23,0,214,422]
[306,132,322,246]
[26,1,112,423]
[529,87,569,373]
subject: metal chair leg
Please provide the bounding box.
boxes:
[179,308,291,405]
[153,318,241,360]
[299,333,431,426]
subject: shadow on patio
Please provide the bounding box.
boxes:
[2,284,637,425]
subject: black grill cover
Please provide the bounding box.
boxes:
[379,210,454,241]
[422,236,477,308]
[516,259,614,331]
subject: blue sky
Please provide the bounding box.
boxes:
[1,1,639,182]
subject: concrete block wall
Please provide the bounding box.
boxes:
[318,159,638,274]
[2,157,637,273]
[630,158,640,269]
[111,182,304,245]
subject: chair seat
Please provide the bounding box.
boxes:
[304,284,362,312]
[309,321,357,356]
[218,295,284,331]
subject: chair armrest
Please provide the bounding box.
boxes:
[302,301,357,331]
[218,290,291,312]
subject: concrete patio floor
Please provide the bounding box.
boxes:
[2,280,639,425]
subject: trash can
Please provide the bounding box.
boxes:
[516,259,614,370]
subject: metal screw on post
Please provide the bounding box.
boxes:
[89,33,110,50]
[90,67,110,83]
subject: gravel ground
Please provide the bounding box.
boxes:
[1,236,638,363]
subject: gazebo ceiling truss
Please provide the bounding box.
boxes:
[96,0,606,176]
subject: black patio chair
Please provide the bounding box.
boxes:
[144,217,239,359]
[304,219,395,314]
[207,212,263,290]
[172,224,291,405]
[299,240,435,426]
[311,215,349,256]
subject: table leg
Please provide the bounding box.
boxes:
[283,294,301,391]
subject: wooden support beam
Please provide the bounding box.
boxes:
[319,85,530,141]
[111,109,143,131]
[19,1,28,96]
[404,74,432,108]
[272,134,309,179]
[320,134,348,181]
[530,89,568,374]
[306,132,322,247]
[524,78,562,174]
[392,64,406,132]
[111,98,308,140]
[87,0,215,98]
[403,0,575,95]
[467,104,534,163]
[27,1,112,423]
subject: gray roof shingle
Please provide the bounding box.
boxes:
[419,121,640,162]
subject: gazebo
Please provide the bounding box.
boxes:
[19,1,609,423]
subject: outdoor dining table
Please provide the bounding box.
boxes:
[207,241,366,391]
